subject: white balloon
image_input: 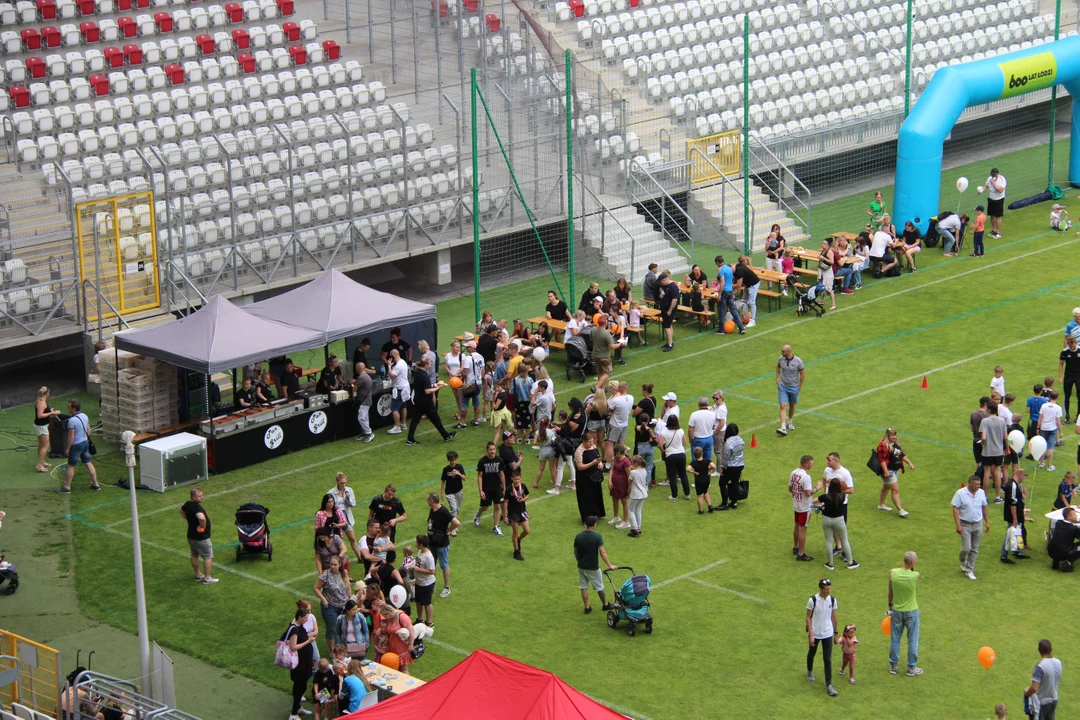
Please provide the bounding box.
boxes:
[532,347,547,362]
[389,584,407,609]
[1007,429,1026,455]
[1028,435,1048,462]
[956,176,969,193]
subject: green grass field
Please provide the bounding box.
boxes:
[4,140,1080,719]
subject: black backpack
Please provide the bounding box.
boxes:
[923,216,940,248]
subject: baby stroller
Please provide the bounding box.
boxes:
[0,556,18,595]
[603,566,653,636]
[564,325,594,383]
[235,503,272,562]
[786,274,826,318]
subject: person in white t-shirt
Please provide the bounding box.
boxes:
[710,391,729,475]
[412,534,438,626]
[688,397,718,463]
[1039,390,1064,471]
[789,455,822,562]
[605,381,635,464]
[805,578,840,696]
[660,392,680,423]
[387,349,411,434]
[983,168,1007,238]
[823,452,854,556]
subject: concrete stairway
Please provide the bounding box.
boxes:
[690,180,809,253]
[578,203,689,279]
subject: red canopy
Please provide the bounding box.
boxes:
[342,649,629,720]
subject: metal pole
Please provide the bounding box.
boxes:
[435,8,443,124]
[390,0,397,84]
[344,0,351,42]
[566,50,574,304]
[742,14,750,256]
[471,68,481,324]
[366,0,373,59]
[903,0,913,118]
[1049,0,1062,185]
[272,124,297,276]
[122,430,152,699]
[411,0,420,103]
[92,223,103,343]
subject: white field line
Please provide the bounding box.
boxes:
[278,572,318,587]
[686,577,768,605]
[651,559,729,589]
[102,237,1073,530]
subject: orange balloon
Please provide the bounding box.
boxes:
[381,652,400,670]
[978,646,996,669]
[723,320,736,334]
[448,376,463,389]
[609,324,621,336]
[881,615,891,636]
[593,313,604,326]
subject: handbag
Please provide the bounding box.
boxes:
[410,637,426,660]
[736,480,750,501]
[345,641,367,659]
[866,448,882,475]
[78,416,97,456]
[462,381,480,398]
[274,626,299,669]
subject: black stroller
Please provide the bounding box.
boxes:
[786,274,826,318]
[564,325,594,383]
[235,503,272,562]
[0,555,18,594]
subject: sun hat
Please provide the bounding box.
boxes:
[662,392,677,401]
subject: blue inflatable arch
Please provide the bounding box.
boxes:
[894,36,1080,231]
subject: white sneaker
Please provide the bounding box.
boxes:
[473,510,481,527]
[492,526,504,536]
[439,587,451,598]
[877,504,892,511]
[669,496,679,502]
[746,320,756,327]
[201,577,219,584]
[1048,465,1057,471]
[297,710,313,717]
[608,516,620,525]
[684,494,691,500]
[546,488,561,495]
[898,510,909,518]
[1039,461,1046,468]
[787,420,795,430]
[966,570,977,580]
[289,715,301,720]
[387,426,402,434]
[616,521,632,529]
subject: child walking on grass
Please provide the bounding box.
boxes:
[607,444,631,530]
[627,454,648,538]
[837,623,858,684]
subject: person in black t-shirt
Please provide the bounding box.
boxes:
[317,354,346,395]
[499,430,524,525]
[235,377,257,410]
[657,275,680,351]
[1059,335,1080,422]
[352,338,377,378]
[507,469,531,561]
[476,324,499,364]
[426,492,460,597]
[1001,468,1031,563]
[1049,507,1080,569]
[368,485,406,542]
[280,358,301,400]
[440,450,466,523]
[473,442,507,534]
[179,487,217,584]
[545,290,570,321]
[256,371,275,405]
[312,657,337,714]
[733,256,761,328]
[406,357,455,445]
[380,328,412,370]
[578,281,601,313]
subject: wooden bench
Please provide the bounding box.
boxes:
[623,325,646,346]
[757,288,783,312]
[677,305,716,328]
[547,340,566,352]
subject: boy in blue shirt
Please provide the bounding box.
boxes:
[713,255,746,337]
[1026,384,1047,443]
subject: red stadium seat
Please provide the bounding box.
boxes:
[288,43,305,65]
[36,0,56,20]
[569,0,584,17]
[195,33,213,54]
[41,25,60,47]
[485,13,499,32]
[76,0,93,14]
[164,62,183,84]
[103,45,123,67]
[116,0,131,9]
[432,0,447,18]
[275,0,293,15]
[21,28,41,50]
[231,27,249,49]
[463,0,477,13]
[123,42,142,64]
[224,2,242,22]
[118,15,136,37]
[25,56,46,79]
[237,52,254,73]
[322,39,339,60]
[9,86,30,108]
[79,21,99,43]
[89,73,109,95]
[282,20,298,41]
[153,11,172,32]
[135,0,149,7]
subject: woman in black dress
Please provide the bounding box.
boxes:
[574,433,606,524]
[613,277,633,304]
[284,605,317,719]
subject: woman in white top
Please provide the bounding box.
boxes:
[564,310,586,344]
[444,340,466,427]
[657,414,690,501]
[710,390,728,455]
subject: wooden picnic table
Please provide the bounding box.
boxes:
[362,659,427,697]
[789,247,858,266]
[831,231,859,242]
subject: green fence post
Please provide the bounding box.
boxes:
[1048,0,1061,186]
[471,68,480,324]
[742,14,750,256]
[904,0,913,118]
[566,50,575,305]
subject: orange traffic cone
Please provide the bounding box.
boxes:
[920,376,928,389]
[750,433,758,449]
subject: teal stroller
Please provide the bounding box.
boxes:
[604,566,653,637]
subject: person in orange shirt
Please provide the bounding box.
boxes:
[971,206,987,257]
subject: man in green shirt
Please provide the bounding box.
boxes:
[590,316,616,391]
[573,515,617,614]
[887,551,923,677]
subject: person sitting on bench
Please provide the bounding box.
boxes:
[869,226,897,276]
[1048,507,1080,571]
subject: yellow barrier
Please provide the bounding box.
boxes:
[0,630,60,717]
[75,191,161,323]
[687,130,741,183]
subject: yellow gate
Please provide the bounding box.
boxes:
[0,630,60,717]
[75,191,161,323]
[687,130,741,183]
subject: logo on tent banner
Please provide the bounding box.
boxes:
[308,410,328,435]
[377,394,393,417]
[999,52,1057,99]
[264,425,284,449]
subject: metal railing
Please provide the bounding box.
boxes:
[687,147,754,253]
[578,180,642,280]
[625,158,694,263]
[747,139,812,240]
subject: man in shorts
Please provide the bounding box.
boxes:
[473,442,507,536]
[605,381,635,462]
[776,345,805,436]
[426,492,459,599]
[657,274,680,352]
[984,167,1007,239]
[590,315,615,391]
[573,515,616,614]
[387,348,410,434]
[789,455,820,562]
[59,399,99,493]
[979,400,1009,502]
[179,487,217,584]
[688,396,717,462]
